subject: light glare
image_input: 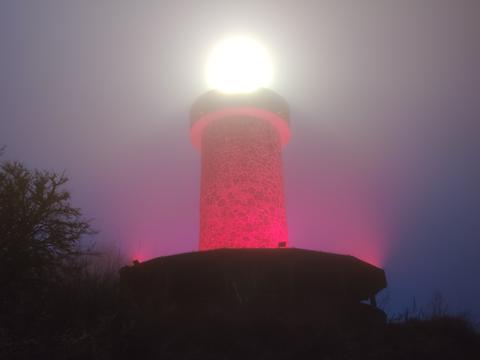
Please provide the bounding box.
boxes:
[206,36,273,94]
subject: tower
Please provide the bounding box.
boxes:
[191,89,290,250]
[119,37,388,346]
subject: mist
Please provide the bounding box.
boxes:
[1,0,479,318]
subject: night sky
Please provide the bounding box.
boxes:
[1,1,479,319]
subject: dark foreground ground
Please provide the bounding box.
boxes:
[1,309,479,360]
[1,269,479,360]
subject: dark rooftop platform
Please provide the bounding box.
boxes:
[120,248,387,321]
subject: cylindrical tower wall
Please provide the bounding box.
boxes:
[191,89,290,251]
[199,116,288,249]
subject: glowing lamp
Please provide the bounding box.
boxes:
[192,38,290,250]
[206,36,273,94]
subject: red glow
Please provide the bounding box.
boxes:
[191,107,290,150]
[286,141,388,267]
[130,251,146,264]
[194,109,289,250]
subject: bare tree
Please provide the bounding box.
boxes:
[0,160,94,288]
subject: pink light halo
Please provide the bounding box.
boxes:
[190,107,291,150]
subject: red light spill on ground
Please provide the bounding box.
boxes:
[288,146,388,268]
[130,254,144,263]
[333,201,384,267]
[197,114,289,250]
[129,247,146,264]
[324,211,385,267]
[125,232,160,264]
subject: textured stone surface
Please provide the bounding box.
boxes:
[199,116,288,249]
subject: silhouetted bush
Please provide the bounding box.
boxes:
[0,155,120,359]
[0,250,123,360]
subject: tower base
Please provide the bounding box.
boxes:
[120,248,387,326]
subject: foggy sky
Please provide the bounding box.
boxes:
[1,0,479,319]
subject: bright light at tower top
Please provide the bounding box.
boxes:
[206,36,273,94]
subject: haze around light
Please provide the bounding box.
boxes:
[1,0,479,322]
[206,36,273,93]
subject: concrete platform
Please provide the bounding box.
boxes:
[120,248,387,324]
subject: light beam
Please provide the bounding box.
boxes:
[206,36,273,94]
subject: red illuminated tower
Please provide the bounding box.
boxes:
[119,40,388,345]
[191,89,291,250]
